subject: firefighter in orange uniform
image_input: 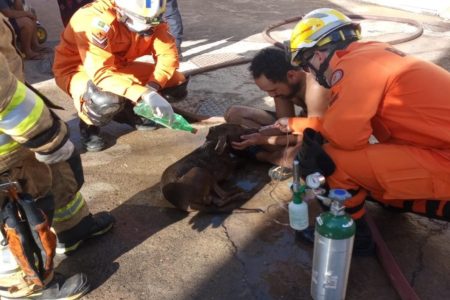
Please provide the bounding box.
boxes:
[53,0,187,152]
[277,8,450,255]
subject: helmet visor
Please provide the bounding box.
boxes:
[122,7,163,26]
[284,40,315,70]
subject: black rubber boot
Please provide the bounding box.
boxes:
[56,212,115,255]
[79,120,105,152]
[160,76,189,103]
[113,102,159,131]
[133,116,159,131]
[26,273,90,300]
[353,216,376,257]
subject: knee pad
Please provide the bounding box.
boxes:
[81,81,124,126]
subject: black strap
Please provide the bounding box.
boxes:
[425,200,440,218]
[443,202,450,220]
[25,82,65,110]
[344,201,365,215]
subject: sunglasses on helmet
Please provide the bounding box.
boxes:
[283,40,315,72]
[121,7,163,26]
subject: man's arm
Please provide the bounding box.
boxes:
[304,73,330,117]
[274,74,331,135]
[264,133,299,146]
[274,96,296,118]
[231,131,298,150]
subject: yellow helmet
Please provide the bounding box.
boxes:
[289,8,360,66]
[115,0,167,21]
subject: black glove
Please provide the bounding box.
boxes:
[296,128,336,178]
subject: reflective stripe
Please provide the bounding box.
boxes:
[0,133,20,155]
[53,192,86,223]
[0,81,44,136]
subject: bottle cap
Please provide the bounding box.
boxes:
[328,189,351,201]
[292,191,302,204]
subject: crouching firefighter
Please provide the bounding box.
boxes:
[0,15,114,299]
[279,8,450,256]
[53,0,189,152]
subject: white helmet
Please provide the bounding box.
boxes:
[115,0,167,33]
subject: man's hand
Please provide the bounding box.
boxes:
[274,117,292,133]
[258,124,283,136]
[35,139,75,165]
[140,89,174,124]
[231,133,266,150]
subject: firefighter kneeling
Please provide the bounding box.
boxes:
[53,0,189,152]
[276,8,450,256]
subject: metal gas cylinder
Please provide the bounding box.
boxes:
[311,189,356,300]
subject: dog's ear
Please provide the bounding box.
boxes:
[214,136,228,155]
[206,126,219,141]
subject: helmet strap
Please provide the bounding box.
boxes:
[305,50,333,89]
[308,38,357,88]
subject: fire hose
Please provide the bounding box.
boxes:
[184,15,423,80]
[178,14,423,123]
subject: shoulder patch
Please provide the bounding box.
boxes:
[330,69,344,86]
[90,18,111,48]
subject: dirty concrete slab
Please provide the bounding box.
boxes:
[22,0,450,299]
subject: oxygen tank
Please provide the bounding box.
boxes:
[311,188,355,300]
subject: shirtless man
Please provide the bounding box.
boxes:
[225,47,329,176]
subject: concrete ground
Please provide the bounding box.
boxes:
[22,0,450,299]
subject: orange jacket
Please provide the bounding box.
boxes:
[53,0,179,102]
[289,42,450,158]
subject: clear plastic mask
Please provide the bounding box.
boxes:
[124,15,153,33]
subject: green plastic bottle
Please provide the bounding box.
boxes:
[133,102,197,134]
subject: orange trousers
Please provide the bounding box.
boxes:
[324,143,450,221]
[62,61,185,125]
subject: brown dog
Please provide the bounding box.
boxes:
[161,123,265,212]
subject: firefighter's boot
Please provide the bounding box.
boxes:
[160,76,189,103]
[24,273,89,300]
[353,216,376,256]
[79,120,105,152]
[56,212,115,255]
